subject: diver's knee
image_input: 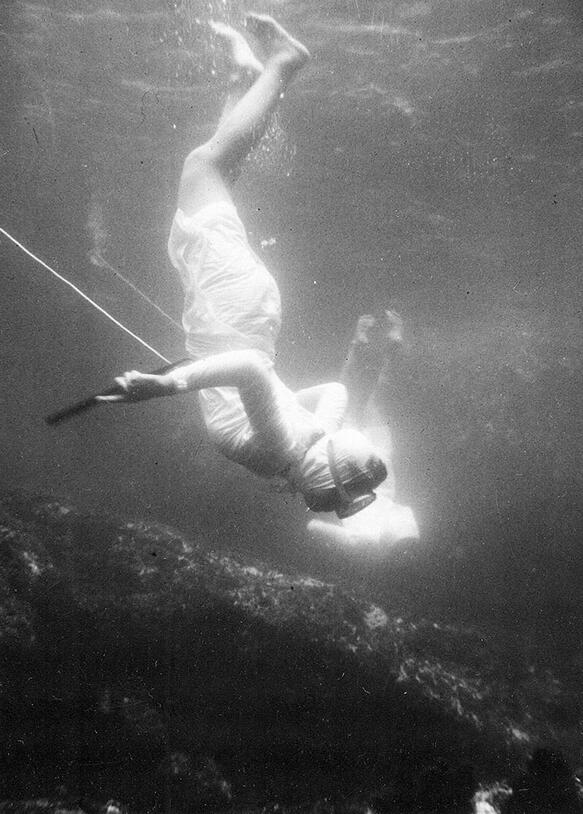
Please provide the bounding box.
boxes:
[182,151,205,180]
[182,145,222,178]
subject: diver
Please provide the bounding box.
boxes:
[99,14,388,518]
[306,310,420,551]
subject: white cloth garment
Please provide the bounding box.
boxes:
[168,201,345,477]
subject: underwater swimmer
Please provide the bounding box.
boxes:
[306,311,419,551]
[101,14,388,518]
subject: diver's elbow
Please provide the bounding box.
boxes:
[238,350,272,388]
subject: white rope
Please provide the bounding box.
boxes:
[90,250,182,329]
[0,226,171,364]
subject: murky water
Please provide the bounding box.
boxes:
[0,1,582,806]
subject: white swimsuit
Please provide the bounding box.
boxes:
[168,201,343,477]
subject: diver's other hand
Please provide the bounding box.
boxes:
[353,314,377,345]
[352,310,404,350]
[96,370,167,403]
[383,309,403,344]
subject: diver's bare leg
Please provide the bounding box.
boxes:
[210,21,264,131]
[178,14,309,215]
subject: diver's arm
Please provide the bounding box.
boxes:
[95,371,181,402]
[98,350,304,459]
[342,311,405,426]
[295,382,347,433]
[99,351,325,461]
[342,350,381,424]
[97,350,274,403]
[341,325,386,425]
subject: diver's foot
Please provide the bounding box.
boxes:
[245,13,309,72]
[209,20,263,82]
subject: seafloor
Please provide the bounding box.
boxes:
[1,491,583,813]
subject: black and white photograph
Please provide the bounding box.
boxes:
[0,1,582,812]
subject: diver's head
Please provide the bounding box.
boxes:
[296,428,387,518]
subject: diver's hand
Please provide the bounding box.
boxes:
[352,310,404,349]
[96,370,169,403]
[383,309,403,344]
[353,314,377,345]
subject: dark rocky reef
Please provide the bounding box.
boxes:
[0,491,581,812]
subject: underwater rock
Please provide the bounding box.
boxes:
[0,491,581,811]
[501,749,583,814]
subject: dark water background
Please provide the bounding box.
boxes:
[0,0,582,637]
